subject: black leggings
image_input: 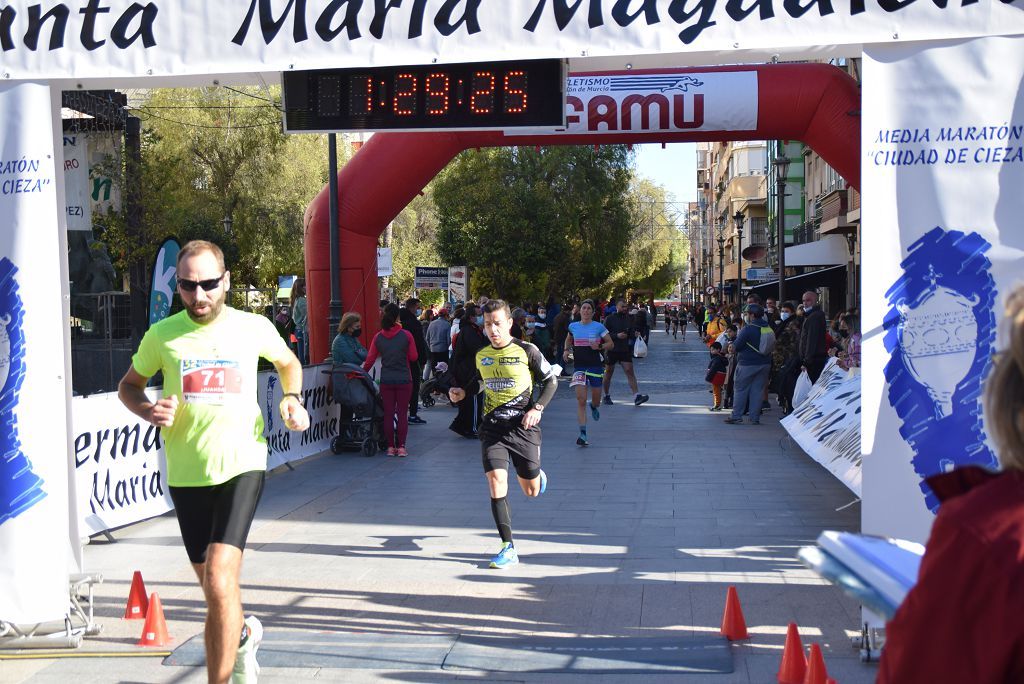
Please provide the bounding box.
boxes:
[168,471,265,564]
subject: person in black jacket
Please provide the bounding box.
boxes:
[400,297,430,424]
[601,297,650,406]
[798,291,828,383]
[449,303,487,437]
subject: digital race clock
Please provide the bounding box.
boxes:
[282,59,566,133]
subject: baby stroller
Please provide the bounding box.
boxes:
[327,363,384,457]
[419,361,457,408]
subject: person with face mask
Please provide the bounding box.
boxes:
[450,304,488,438]
[531,305,553,361]
[332,312,368,366]
[798,290,828,383]
[772,302,803,415]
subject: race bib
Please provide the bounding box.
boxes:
[181,359,243,404]
[570,370,587,388]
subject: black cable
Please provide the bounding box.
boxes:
[129,106,281,130]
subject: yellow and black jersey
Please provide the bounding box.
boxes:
[474,339,556,424]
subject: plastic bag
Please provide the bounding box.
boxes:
[793,369,813,408]
[633,336,648,358]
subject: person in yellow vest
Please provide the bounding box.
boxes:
[705,306,728,347]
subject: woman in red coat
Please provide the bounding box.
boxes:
[878,288,1024,683]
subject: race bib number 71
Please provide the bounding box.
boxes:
[181,359,243,404]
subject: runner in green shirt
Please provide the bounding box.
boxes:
[118,240,309,684]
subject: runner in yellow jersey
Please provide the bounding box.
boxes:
[449,299,557,568]
[118,240,309,684]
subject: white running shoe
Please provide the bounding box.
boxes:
[232,615,263,683]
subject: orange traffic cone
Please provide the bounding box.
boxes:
[777,622,807,684]
[123,570,149,620]
[804,643,829,684]
[720,586,749,640]
[136,593,172,646]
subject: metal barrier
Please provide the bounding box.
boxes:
[68,289,297,395]
[69,292,135,397]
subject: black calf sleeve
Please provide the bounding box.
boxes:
[490,496,513,544]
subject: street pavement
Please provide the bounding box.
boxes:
[5,322,875,683]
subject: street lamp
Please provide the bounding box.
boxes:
[773,150,791,305]
[716,220,726,304]
[733,210,744,306]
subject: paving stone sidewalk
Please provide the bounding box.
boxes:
[6,323,875,683]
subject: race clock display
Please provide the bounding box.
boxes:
[282,59,565,132]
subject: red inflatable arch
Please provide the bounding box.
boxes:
[304,63,860,362]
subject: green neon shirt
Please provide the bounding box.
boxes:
[131,308,291,487]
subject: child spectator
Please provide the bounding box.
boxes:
[724,341,738,410]
[706,342,728,411]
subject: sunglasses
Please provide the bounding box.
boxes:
[178,274,225,293]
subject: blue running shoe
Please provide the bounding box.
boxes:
[489,542,519,569]
[590,403,600,421]
[539,469,547,494]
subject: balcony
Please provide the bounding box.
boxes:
[793,219,820,246]
[747,216,769,248]
[847,187,861,224]
[818,189,854,235]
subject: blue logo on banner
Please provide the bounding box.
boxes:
[883,227,998,512]
[265,374,278,432]
[609,75,704,92]
[0,257,46,526]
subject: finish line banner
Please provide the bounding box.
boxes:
[73,363,340,536]
[861,36,1024,545]
[781,360,861,497]
[0,2,1022,81]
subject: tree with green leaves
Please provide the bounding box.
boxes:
[95,86,344,289]
[434,145,636,303]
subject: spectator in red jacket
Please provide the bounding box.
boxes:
[878,287,1024,683]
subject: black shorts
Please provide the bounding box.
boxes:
[168,470,265,564]
[606,350,634,365]
[481,424,542,480]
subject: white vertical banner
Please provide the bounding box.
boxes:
[376,247,393,277]
[62,133,91,232]
[0,83,74,624]
[862,37,1024,545]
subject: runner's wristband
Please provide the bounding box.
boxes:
[282,392,304,405]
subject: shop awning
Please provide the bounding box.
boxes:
[748,264,847,295]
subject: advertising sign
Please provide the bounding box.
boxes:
[0,4,1022,82]
[862,36,1024,544]
[73,364,339,536]
[414,266,448,290]
[448,266,468,303]
[782,361,861,496]
[377,248,393,277]
[562,70,757,135]
[148,238,180,327]
[63,133,91,231]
